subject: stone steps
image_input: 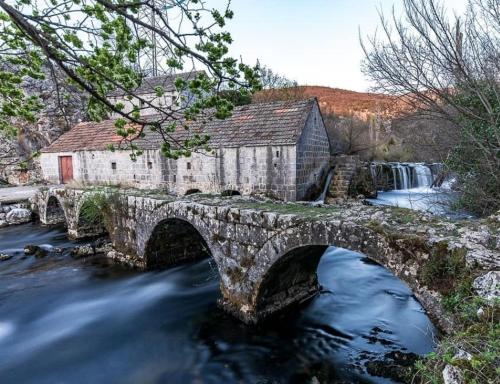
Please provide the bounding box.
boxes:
[327,156,359,199]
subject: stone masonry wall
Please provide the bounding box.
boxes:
[40,149,167,189]
[41,145,299,200]
[168,145,297,200]
[108,91,177,117]
[296,102,332,200]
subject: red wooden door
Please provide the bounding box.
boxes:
[59,156,73,184]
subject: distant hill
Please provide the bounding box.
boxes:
[300,86,402,118]
[253,85,403,120]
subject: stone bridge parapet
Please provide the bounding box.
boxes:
[32,186,499,332]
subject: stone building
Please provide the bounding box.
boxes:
[107,71,202,117]
[39,98,332,201]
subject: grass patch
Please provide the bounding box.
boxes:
[414,298,499,384]
[389,207,418,224]
[414,242,499,384]
[233,201,340,218]
[79,193,108,227]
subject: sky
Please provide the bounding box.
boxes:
[215,0,468,92]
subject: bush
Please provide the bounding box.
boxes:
[420,243,468,294]
[446,85,500,217]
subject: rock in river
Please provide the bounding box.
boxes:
[24,245,48,258]
[0,253,13,261]
[365,351,418,382]
[6,208,32,225]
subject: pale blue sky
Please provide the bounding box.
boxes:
[217,0,468,92]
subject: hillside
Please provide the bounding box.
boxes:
[300,86,402,118]
[253,85,404,119]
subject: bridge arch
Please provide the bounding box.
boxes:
[255,244,328,319]
[221,190,241,197]
[144,216,215,270]
[43,194,68,226]
[244,221,400,323]
[74,195,108,238]
[185,189,202,196]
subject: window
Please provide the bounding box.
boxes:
[173,174,176,182]
[111,162,117,170]
[274,163,278,168]
[147,161,152,169]
[187,162,191,170]
[276,150,280,157]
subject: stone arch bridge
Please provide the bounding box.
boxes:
[33,187,498,331]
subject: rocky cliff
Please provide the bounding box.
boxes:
[0,67,88,184]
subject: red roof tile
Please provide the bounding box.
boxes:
[41,98,317,153]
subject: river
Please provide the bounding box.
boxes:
[0,221,436,383]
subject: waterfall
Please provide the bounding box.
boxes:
[315,168,334,203]
[371,162,441,191]
[412,164,433,188]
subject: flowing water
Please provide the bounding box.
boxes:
[368,162,459,215]
[0,223,436,383]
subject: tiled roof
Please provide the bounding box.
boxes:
[107,71,204,97]
[41,98,317,153]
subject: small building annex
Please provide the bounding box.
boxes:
[40,98,332,201]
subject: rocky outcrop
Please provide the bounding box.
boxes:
[5,208,32,225]
[0,66,88,185]
[473,271,500,301]
[0,203,33,227]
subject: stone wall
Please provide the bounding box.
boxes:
[41,144,300,200]
[296,102,331,200]
[168,144,297,200]
[108,91,177,117]
[40,149,167,189]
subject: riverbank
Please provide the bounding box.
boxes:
[0,185,43,228]
[0,201,33,228]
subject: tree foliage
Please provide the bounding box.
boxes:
[0,0,260,159]
[362,0,500,216]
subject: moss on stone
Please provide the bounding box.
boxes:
[233,201,339,218]
[240,255,254,269]
[227,266,245,284]
[420,242,468,294]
